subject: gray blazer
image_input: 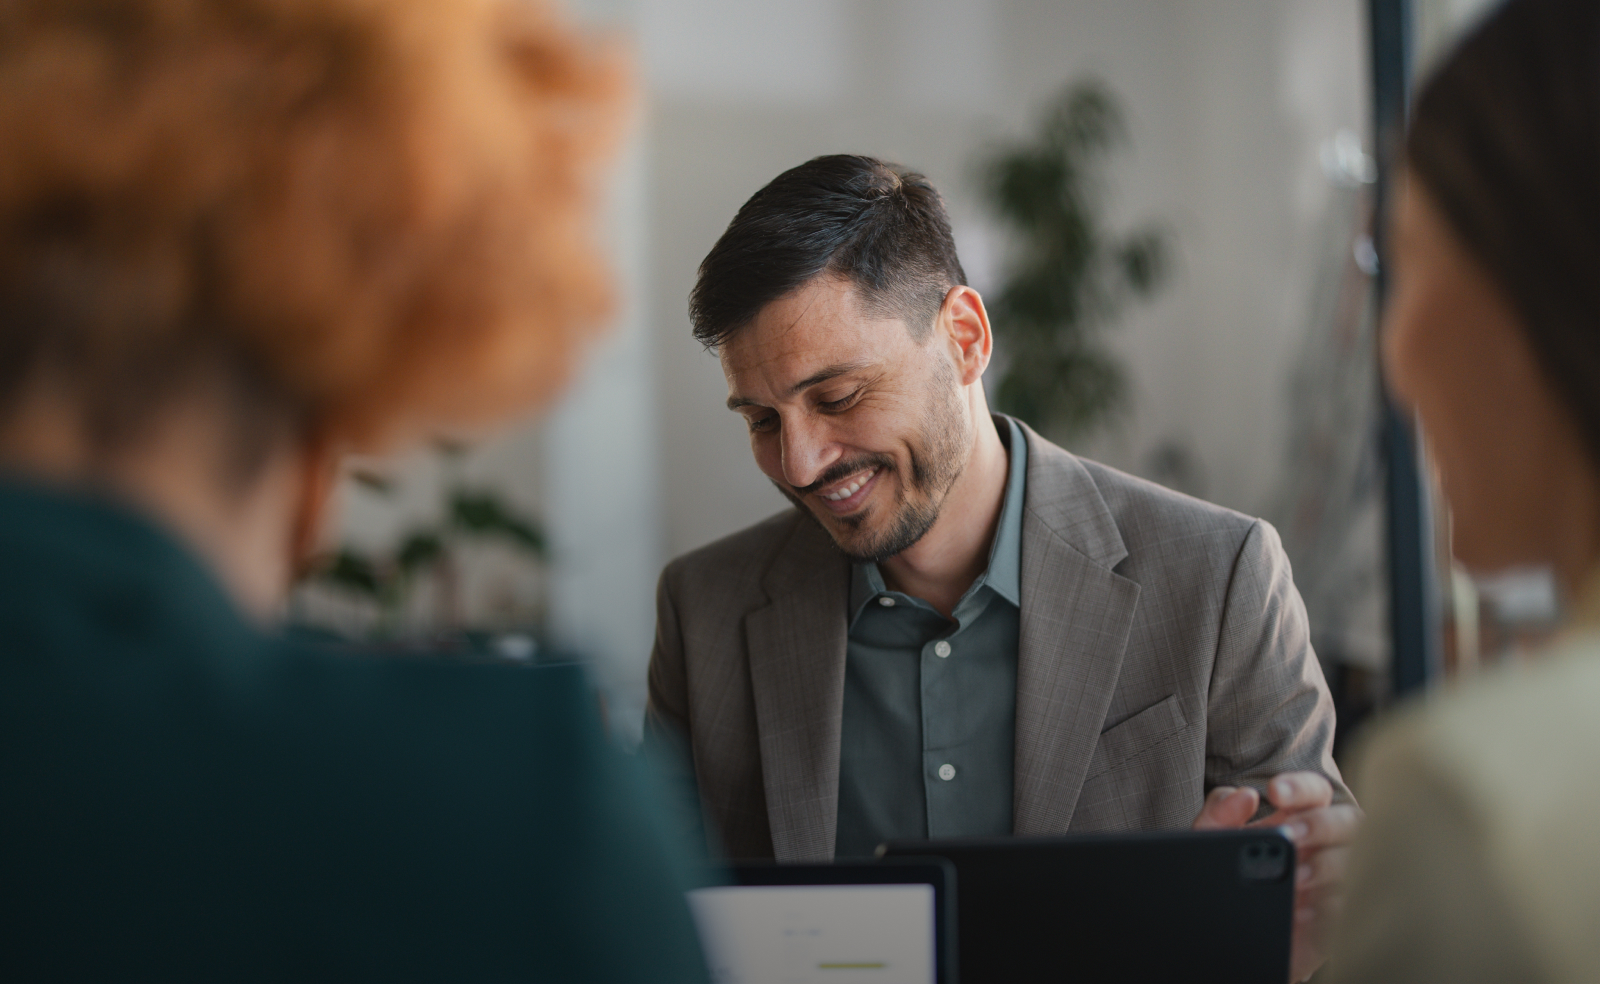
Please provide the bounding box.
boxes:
[647,421,1348,861]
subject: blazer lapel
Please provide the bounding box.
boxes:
[745,515,851,862]
[1012,421,1141,834]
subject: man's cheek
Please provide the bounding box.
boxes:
[752,441,787,488]
[838,405,892,442]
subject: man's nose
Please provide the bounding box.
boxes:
[779,416,841,490]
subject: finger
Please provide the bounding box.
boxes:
[1197,785,1241,813]
[1246,774,1334,828]
[1294,882,1345,925]
[1249,798,1362,837]
[1193,786,1259,830]
[1266,772,1333,812]
[1289,895,1335,984]
[1206,785,1239,806]
[1194,786,1255,828]
[1274,803,1363,851]
[1292,884,1341,942]
[1288,884,1343,983]
[1293,846,1350,894]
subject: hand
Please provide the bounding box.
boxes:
[1193,772,1363,983]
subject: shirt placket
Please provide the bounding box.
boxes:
[920,589,994,836]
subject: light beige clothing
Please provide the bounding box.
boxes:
[646,421,1348,860]
[1331,576,1600,983]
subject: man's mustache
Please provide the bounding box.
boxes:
[790,455,895,497]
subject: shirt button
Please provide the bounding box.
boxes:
[934,640,952,658]
[938,763,957,781]
[878,596,896,607]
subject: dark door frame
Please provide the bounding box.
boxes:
[1369,0,1439,698]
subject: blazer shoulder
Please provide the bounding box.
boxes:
[1080,457,1280,596]
[661,506,807,590]
[1036,439,1261,561]
[1011,419,1260,563]
[1016,419,1266,577]
[1076,455,1259,542]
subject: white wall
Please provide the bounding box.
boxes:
[642,0,1371,560]
[311,0,1381,730]
[542,132,663,736]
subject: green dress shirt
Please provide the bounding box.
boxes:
[0,475,708,982]
[834,415,1027,858]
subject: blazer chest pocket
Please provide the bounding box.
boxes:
[1084,694,1188,781]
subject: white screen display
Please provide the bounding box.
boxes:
[687,883,937,984]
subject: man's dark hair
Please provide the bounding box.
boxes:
[1408,0,1600,463]
[689,154,967,348]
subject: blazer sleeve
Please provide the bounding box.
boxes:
[1203,519,1353,804]
[643,561,716,855]
[646,561,691,740]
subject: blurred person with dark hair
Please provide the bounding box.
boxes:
[0,1,707,980]
[647,154,1359,981]
[1328,0,1600,980]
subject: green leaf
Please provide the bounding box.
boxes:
[349,470,396,495]
[978,77,1167,442]
[315,549,383,598]
[396,530,445,572]
[448,490,548,559]
[1116,228,1168,296]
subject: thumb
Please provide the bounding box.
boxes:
[1193,785,1260,830]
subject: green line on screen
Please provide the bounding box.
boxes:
[817,963,887,970]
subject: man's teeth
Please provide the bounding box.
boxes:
[823,468,877,501]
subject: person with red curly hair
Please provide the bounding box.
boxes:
[0,1,707,980]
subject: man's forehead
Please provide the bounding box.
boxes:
[720,276,906,381]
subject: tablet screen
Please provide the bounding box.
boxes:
[687,883,936,984]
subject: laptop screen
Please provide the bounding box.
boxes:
[688,882,937,984]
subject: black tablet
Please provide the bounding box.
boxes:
[688,857,958,984]
[880,829,1294,984]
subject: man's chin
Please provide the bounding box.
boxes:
[802,499,938,564]
[821,520,881,561]
[773,477,936,562]
[804,500,869,541]
[786,498,875,556]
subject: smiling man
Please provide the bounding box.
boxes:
[647,155,1357,978]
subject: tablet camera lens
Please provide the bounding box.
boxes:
[1238,839,1290,882]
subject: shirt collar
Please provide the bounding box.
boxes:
[984,414,1027,605]
[848,414,1028,619]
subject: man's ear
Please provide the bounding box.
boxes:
[289,431,343,580]
[940,286,993,386]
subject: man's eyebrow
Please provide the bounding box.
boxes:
[725,361,873,412]
[791,361,872,394]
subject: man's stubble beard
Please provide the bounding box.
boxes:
[780,359,972,563]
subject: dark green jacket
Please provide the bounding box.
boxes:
[0,477,708,983]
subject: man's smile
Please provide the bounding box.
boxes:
[812,465,881,514]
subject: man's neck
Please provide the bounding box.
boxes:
[879,404,1010,618]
